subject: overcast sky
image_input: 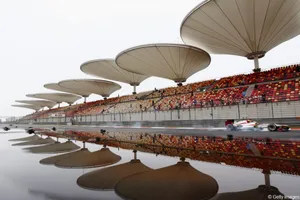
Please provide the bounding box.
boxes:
[1,0,300,117]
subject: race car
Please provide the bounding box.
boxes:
[225,119,290,132]
[266,123,290,132]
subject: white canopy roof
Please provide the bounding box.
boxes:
[12,104,42,111]
[26,93,81,104]
[58,79,121,98]
[44,83,91,97]
[15,100,56,108]
[180,0,300,60]
[116,44,211,84]
[80,59,149,86]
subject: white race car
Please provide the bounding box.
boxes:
[225,120,290,132]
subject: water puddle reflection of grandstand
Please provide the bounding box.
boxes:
[36,129,300,199]
[56,129,300,171]
[2,128,300,200]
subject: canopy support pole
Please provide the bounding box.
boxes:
[253,56,261,72]
[254,56,259,69]
[83,141,86,149]
[133,150,137,160]
[263,169,271,188]
[265,174,270,188]
[84,97,87,103]
[133,86,137,94]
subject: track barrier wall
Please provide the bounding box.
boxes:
[16,101,300,127]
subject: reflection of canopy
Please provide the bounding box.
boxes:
[116,44,211,84]
[26,93,81,104]
[115,161,218,200]
[24,141,80,154]
[12,137,55,146]
[40,148,91,165]
[80,59,149,86]
[58,79,121,98]
[44,83,91,97]
[210,185,286,200]
[77,159,152,190]
[55,147,121,168]
[15,100,56,108]
[11,104,42,111]
[28,189,100,200]
[180,0,300,69]
[9,135,40,142]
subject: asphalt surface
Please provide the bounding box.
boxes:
[4,124,300,140]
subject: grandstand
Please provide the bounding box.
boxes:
[18,64,300,124]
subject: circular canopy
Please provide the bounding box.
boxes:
[15,100,56,109]
[58,79,121,98]
[26,93,81,104]
[116,44,211,83]
[11,104,43,111]
[44,83,91,97]
[80,59,149,86]
[180,0,300,59]
[115,161,218,200]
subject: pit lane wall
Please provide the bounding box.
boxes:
[19,101,300,127]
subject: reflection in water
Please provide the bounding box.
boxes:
[12,137,55,146]
[28,189,101,200]
[54,146,121,168]
[210,185,287,200]
[23,141,80,154]
[1,129,300,199]
[115,158,219,200]
[77,150,153,190]
[40,148,91,165]
[56,129,300,176]
[1,131,121,200]
[9,134,40,141]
